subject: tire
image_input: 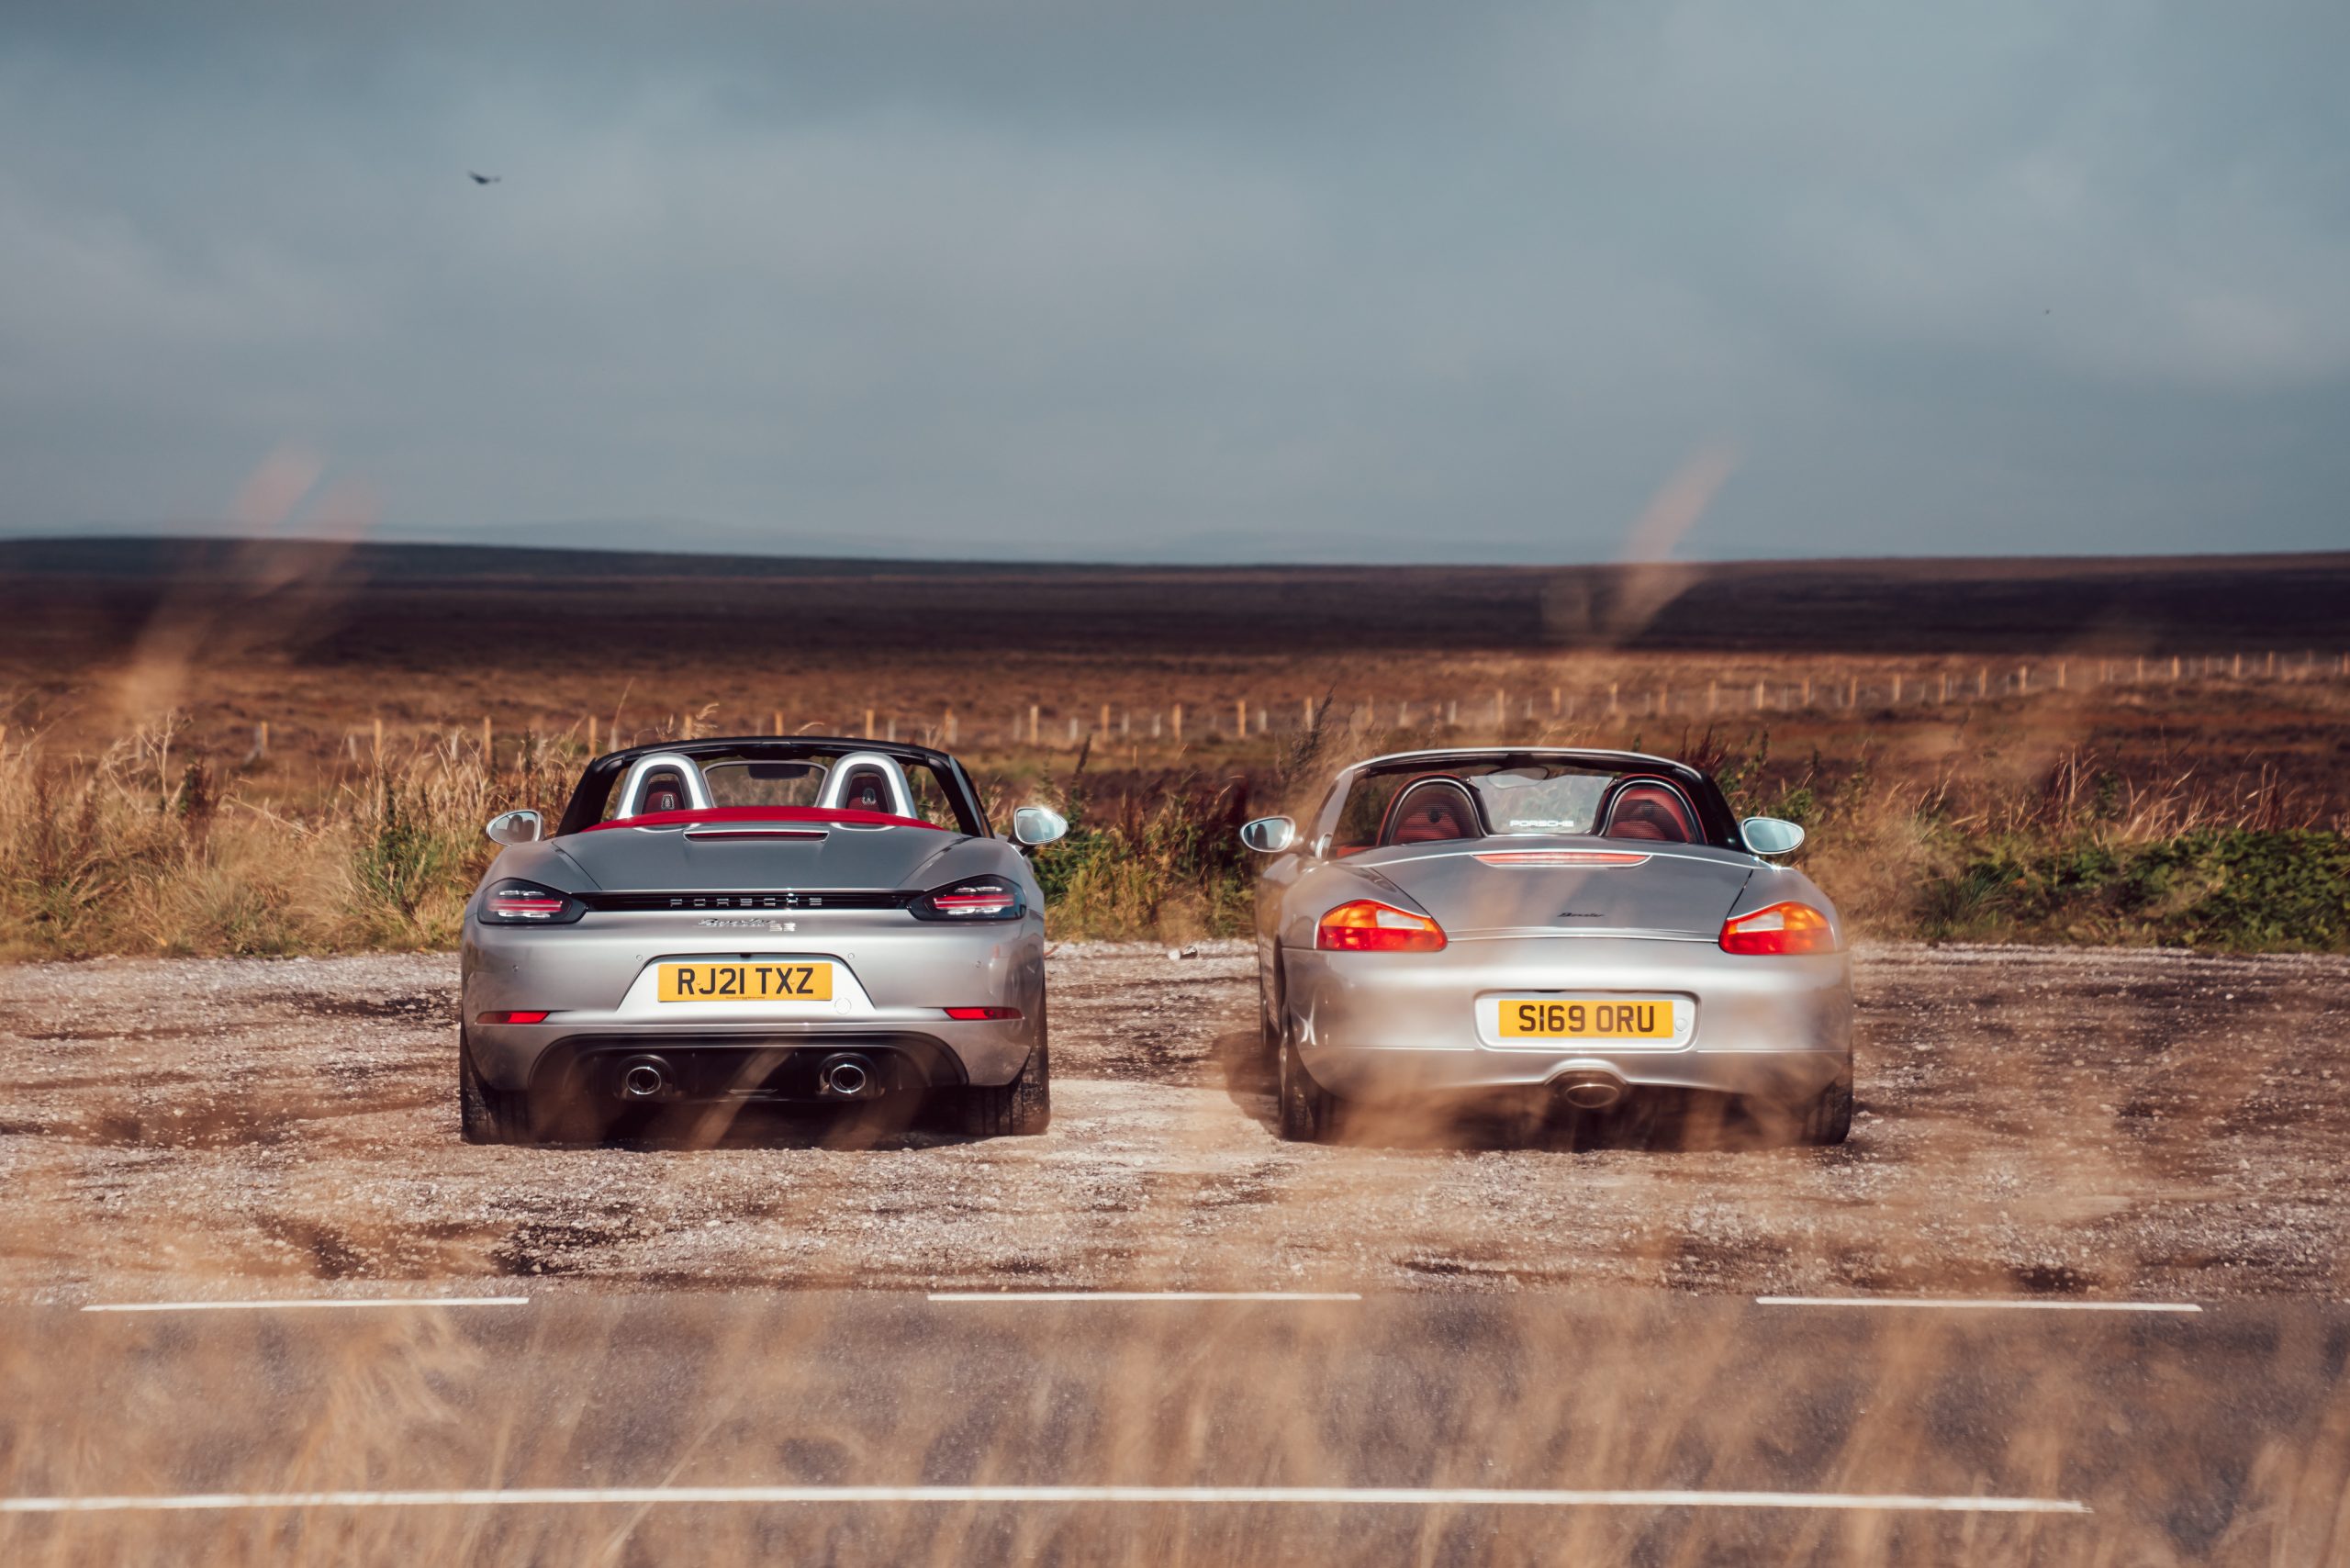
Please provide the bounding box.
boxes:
[1275,1028,1337,1143]
[1802,1064,1854,1146]
[458,1029,531,1145]
[963,1036,1052,1137]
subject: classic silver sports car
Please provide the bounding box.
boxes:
[1239,747,1853,1143]
[457,738,1067,1143]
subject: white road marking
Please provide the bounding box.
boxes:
[80,1297,531,1315]
[926,1291,1361,1303]
[1757,1296,2200,1314]
[0,1484,2088,1516]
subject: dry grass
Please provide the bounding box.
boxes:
[4,683,2347,957]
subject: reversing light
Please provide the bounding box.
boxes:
[476,1010,552,1025]
[910,875,1025,922]
[1316,899,1447,952]
[943,1006,1023,1021]
[480,880,586,925]
[1718,901,1837,956]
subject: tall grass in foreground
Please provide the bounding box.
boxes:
[1,720,2344,958]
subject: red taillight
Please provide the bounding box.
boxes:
[910,875,1025,922]
[944,1006,1023,1021]
[1718,902,1836,956]
[932,890,1016,914]
[476,1010,551,1025]
[1316,899,1447,952]
[487,890,569,920]
[1473,850,1651,868]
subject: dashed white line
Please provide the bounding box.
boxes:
[80,1297,531,1315]
[1757,1296,2200,1314]
[926,1292,1361,1304]
[0,1484,2088,1516]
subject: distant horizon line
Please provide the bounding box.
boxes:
[6,528,2347,575]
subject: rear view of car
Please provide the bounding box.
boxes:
[1241,748,1853,1143]
[458,738,1068,1142]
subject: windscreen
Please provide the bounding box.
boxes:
[1328,760,1706,852]
[580,747,979,834]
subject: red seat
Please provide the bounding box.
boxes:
[1605,782,1695,844]
[1378,777,1482,846]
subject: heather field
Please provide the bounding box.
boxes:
[2,540,2345,958]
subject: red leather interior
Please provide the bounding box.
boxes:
[1605,782,1696,844]
[839,767,890,812]
[1378,777,1482,846]
[585,805,946,834]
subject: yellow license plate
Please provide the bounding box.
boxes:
[658,961,833,1002]
[1500,998,1673,1038]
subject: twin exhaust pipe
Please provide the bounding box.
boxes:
[610,1050,886,1102]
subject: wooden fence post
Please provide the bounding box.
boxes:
[1171,703,1182,745]
[373,716,384,763]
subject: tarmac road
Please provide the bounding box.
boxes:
[3,1290,2344,1565]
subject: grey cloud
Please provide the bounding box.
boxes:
[2,1,2344,562]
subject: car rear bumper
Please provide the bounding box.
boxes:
[461,913,1045,1091]
[1279,935,1852,1102]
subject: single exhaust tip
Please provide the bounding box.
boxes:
[616,1056,675,1101]
[816,1052,880,1100]
[1554,1070,1628,1112]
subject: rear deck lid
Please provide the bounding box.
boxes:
[556,820,963,894]
[1348,836,1753,939]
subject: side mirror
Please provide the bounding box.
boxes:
[1741,816,1806,857]
[1011,805,1069,847]
[486,810,543,846]
[1239,815,1298,854]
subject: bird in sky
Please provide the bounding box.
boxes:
[468,172,502,185]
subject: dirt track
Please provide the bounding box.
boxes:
[0,942,2344,1304]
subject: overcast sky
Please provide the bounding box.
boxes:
[4,1,2345,563]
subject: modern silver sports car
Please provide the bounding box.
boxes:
[458,737,1067,1143]
[1238,747,1852,1143]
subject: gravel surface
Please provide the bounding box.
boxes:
[0,942,2344,1304]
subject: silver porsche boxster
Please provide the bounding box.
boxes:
[1239,747,1853,1143]
[457,737,1067,1143]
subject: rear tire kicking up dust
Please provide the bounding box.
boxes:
[957,1037,1052,1137]
[457,1029,531,1146]
[1277,1032,1338,1143]
[1801,1065,1854,1146]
